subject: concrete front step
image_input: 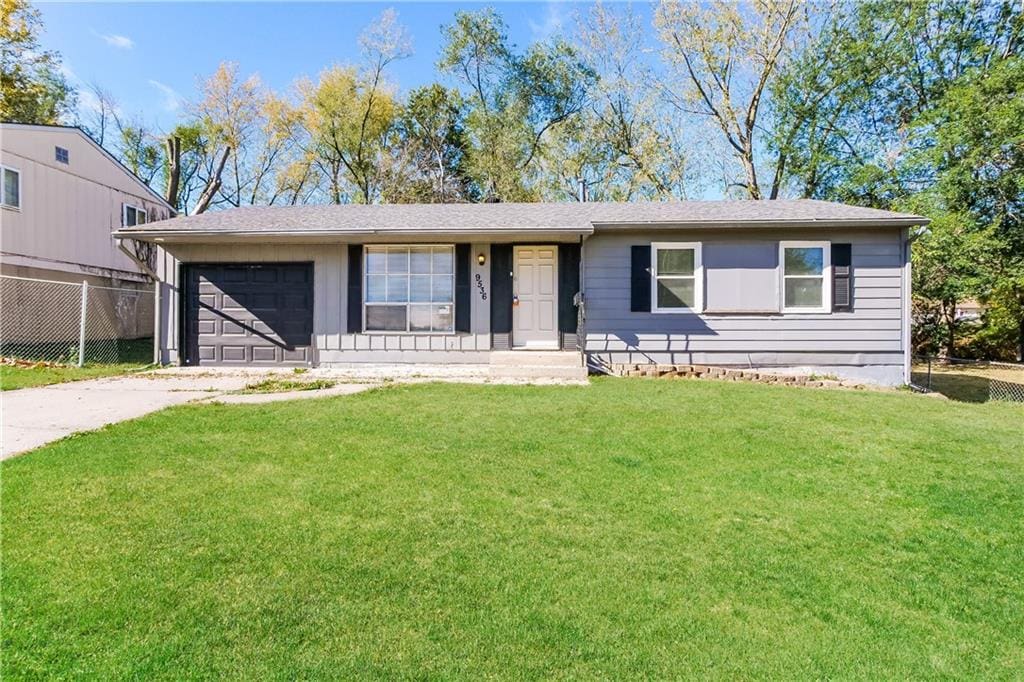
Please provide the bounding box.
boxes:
[489,350,584,368]
[489,365,588,380]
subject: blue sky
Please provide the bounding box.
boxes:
[38,1,652,131]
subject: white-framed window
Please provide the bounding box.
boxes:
[122,204,147,227]
[1,165,20,209]
[55,146,69,164]
[364,245,454,333]
[651,242,703,312]
[780,241,831,313]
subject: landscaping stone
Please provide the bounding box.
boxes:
[609,362,877,393]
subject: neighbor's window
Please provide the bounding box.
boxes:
[55,146,69,164]
[652,242,703,312]
[122,204,147,227]
[781,241,830,312]
[1,166,20,209]
[364,245,454,332]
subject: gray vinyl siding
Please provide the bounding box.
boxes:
[582,229,906,376]
[156,242,492,365]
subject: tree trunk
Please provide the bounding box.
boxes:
[942,299,957,358]
[1017,316,1024,363]
[165,137,181,211]
[194,147,230,215]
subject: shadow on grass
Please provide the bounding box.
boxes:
[912,369,1024,404]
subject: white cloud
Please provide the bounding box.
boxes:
[96,31,134,49]
[528,2,567,41]
[148,79,182,112]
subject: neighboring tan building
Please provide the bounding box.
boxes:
[0,123,173,286]
[0,123,175,359]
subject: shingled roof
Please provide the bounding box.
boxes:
[115,199,927,239]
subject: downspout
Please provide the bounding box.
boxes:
[116,238,161,366]
[903,225,929,385]
[578,232,589,370]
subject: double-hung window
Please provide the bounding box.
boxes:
[365,245,454,332]
[1,165,20,209]
[123,204,147,227]
[780,241,830,313]
[651,242,703,312]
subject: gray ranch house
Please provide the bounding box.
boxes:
[114,200,927,385]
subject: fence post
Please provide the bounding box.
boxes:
[78,280,89,367]
[927,355,932,391]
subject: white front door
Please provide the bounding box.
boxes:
[513,245,559,349]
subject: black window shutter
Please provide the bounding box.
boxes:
[558,243,581,333]
[347,244,363,333]
[832,243,853,311]
[454,244,471,333]
[490,244,513,334]
[630,245,651,312]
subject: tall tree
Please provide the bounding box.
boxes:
[384,83,473,203]
[771,0,1022,204]
[572,3,697,200]
[0,0,75,123]
[919,54,1024,358]
[655,0,802,199]
[299,9,409,203]
[439,8,594,201]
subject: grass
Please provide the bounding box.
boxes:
[0,360,153,391]
[235,377,337,394]
[912,361,1024,403]
[1,338,154,391]
[2,379,1022,678]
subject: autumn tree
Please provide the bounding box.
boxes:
[655,0,801,199]
[299,9,409,203]
[439,8,594,201]
[568,3,696,200]
[383,83,473,203]
[0,0,75,123]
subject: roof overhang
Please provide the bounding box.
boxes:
[112,227,592,244]
[591,217,929,230]
[113,215,929,244]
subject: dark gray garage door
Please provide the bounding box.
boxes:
[184,263,314,366]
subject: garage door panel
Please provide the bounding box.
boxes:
[221,320,248,335]
[185,263,314,366]
[282,347,310,362]
[221,267,248,282]
[222,294,248,309]
[251,268,280,283]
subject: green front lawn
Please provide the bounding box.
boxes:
[3,379,1022,678]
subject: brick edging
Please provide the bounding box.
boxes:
[612,364,877,390]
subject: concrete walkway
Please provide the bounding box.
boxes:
[1,372,375,459]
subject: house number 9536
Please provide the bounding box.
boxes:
[475,273,487,300]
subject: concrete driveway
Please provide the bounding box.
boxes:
[1,371,374,459]
[1,373,248,459]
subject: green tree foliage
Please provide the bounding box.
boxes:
[439,8,595,201]
[383,83,474,203]
[0,0,75,123]
[771,0,1023,358]
[920,55,1024,358]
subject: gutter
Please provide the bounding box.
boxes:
[116,238,161,366]
[112,227,595,242]
[114,217,930,241]
[591,217,930,230]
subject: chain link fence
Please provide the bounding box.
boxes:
[912,355,1024,403]
[0,275,154,366]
